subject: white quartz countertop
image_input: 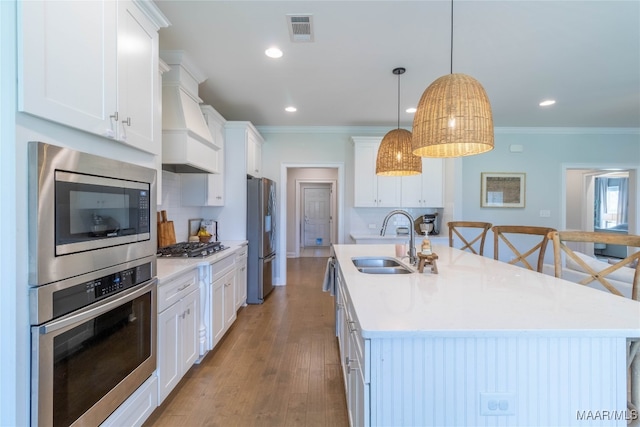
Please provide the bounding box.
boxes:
[333,244,640,339]
[156,240,247,284]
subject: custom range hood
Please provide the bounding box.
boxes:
[160,50,221,174]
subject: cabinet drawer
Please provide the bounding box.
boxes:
[235,245,248,260]
[157,269,198,313]
[210,254,235,283]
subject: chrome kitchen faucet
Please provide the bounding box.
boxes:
[381,209,417,265]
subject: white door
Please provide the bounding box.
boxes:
[303,186,331,247]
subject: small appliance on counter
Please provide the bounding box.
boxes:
[414,213,439,236]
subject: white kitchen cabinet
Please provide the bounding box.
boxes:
[157,269,199,404]
[401,157,444,208]
[246,127,263,178]
[209,254,237,349]
[180,174,224,206]
[18,0,167,154]
[235,244,248,310]
[336,268,369,427]
[352,137,401,207]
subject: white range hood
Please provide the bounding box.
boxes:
[160,50,221,174]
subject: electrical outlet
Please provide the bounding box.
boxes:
[480,392,516,416]
[368,223,377,229]
[539,209,551,218]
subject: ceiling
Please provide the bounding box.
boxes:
[155,1,640,129]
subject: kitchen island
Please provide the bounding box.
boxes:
[332,243,640,427]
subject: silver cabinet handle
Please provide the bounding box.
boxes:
[110,111,119,121]
[122,117,131,126]
[348,320,357,333]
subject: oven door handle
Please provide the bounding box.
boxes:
[37,279,157,335]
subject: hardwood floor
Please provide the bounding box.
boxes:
[144,257,348,427]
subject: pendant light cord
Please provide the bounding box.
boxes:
[396,71,401,129]
[450,0,454,74]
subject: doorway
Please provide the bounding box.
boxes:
[299,183,333,257]
[563,166,637,255]
[278,164,344,285]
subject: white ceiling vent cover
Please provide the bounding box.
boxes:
[287,14,314,42]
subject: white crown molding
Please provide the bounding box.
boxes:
[256,125,640,136]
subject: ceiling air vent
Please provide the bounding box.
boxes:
[287,14,314,42]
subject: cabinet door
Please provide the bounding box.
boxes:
[157,302,181,403]
[376,175,401,207]
[353,143,378,207]
[223,270,237,328]
[400,172,423,208]
[181,289,200,373]
[420,158,444,207]
[116,1,158,154]
[181,174,224,206]
[246,131,262,177]
[211,277,225,347]
[18,0,117,137]
[235,257,247,310]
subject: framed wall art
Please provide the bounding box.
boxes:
[481,172,526,208]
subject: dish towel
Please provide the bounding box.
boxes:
[322,256,335,296]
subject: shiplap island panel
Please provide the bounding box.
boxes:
[332,244,640,427]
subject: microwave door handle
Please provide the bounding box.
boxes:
[38,280,156,335]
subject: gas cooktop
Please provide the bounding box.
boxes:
[157,241,228,258]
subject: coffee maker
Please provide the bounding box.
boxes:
[416,213,439,236]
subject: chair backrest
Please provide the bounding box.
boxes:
[448,221,492,255]
[492,225,556,272]
[549,230,640,300]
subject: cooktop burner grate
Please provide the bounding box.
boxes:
[157,241,227,258]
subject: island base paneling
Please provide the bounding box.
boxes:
[369,336,628,427]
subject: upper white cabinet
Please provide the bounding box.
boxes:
[18,0,168,154]
[352,136,445,208]
[352,137,401,207]
[400,157,444,208]
[246,128,263,178]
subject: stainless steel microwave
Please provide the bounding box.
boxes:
[29,142,157,287]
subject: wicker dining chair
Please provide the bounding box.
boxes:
[492,225,556,273]
[548,230,640,301]
[447,221,492,255]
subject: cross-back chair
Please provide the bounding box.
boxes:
[548,230,640,301]
[448,221,492,255]
[492,225,556,273]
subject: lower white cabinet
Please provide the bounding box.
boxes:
[209,254,237,349]
[157,269,199,404]
[235,245,248,310]
[336,269,369,427]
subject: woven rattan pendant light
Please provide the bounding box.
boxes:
[412,1,494,158]
[376,67,422,176]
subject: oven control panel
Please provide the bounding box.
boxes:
[51,263,153,320]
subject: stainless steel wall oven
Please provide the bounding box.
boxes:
[28,142,158,426]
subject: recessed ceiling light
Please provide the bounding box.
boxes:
[539,99,556,107]
[285,106,297,112]
[406,107,417,113]
[265,47,283,58]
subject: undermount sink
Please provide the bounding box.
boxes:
[352,257,413,274]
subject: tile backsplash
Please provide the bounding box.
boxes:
[158,171,204,242]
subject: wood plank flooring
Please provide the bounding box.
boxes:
[144,257,348,427]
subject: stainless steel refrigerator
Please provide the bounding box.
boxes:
[246,177,276,304]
